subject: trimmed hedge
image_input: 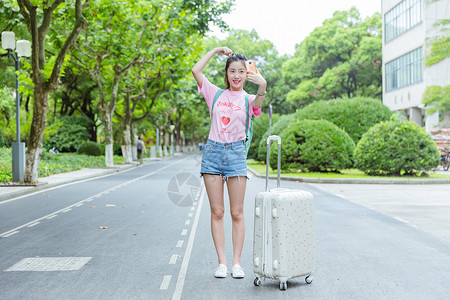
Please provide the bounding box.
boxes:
[295,97,392,143]
[77,141,102,156]
[270,119,355,172]
[354,120,441,175]
[247,113,272,160]
[257,114,295,162]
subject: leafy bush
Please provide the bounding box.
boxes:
[247,113,276,160]
[113,143,122,156]
[45,115,93,152]
[256,114,295,162]
[77,141,102,156]
[270,119,355,172]
[295,97,392,143]
[354,120,441,176]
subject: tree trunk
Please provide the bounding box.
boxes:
[24,87,49,183]
[130,125,137,161]
[17,0,88,183]
[122,123,133,163]
[121,94,133,163]
[103,111,114,167]
[176,111,182,148]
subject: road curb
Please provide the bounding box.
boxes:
[247,166,450,184]
[0,164,137,203]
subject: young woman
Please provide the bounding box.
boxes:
[191,47,266,278]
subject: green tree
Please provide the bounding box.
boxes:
[9,0,89,183]
[71,0,232,166]
[283,8,382,107]
[204,29,293,114]
[421,3,450,124]
[71,0,152,166]
[51,71,99,142]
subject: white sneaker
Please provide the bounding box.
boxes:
[214,264,227,278]
[231,264,245,279]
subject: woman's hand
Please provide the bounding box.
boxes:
[247,71,267,109]
[214,47,233,57]
[247,71,267,89]
[192,47,232,88]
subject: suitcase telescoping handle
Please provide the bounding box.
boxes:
[266,135,281,192]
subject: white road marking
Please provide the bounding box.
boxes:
[181,229,187,236]
[172,186,206,300]
[6,257,92,271]
[190,207,195,211]
[185,220,190,225]
[370,203,450,206]
[394,217,409,223]
[0,160,184,238]
[176,240,184,248]
[61,208,72,213]
[27,222,40,228]
[0,231,19,238]
[188,213,193,218]
[0,165,138,205]
[169,254,178,264]
[160,275,171,290]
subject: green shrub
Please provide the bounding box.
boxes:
[354,120,441,176]
[247,113,279,160]
[45,115,93,152]
[0,163,12,182]
[295,97,392,143]
[270,119,355,172]
[257,114,295,162]
[113,143,122,156]
[77,141,102,156]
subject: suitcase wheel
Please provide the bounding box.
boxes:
[253,278,261,286]
[280,281,287,290]
[305,275,314,284]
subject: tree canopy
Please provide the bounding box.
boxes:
[282,7,382,107]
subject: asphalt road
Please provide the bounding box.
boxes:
[1,153,450,299]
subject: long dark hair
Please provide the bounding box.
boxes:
[224,53,247,89]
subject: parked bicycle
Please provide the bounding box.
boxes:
[441,149,450,171]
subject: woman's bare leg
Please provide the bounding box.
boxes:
[203,174,226,265]
[226,176,247,266]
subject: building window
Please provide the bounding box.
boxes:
[385,0,422,42]
[385,47,423,92]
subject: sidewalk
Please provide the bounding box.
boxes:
[247,165,450,244]
[0,163,138,203]
[247,166,450,184]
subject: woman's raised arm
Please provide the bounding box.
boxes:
[191,47,233,88]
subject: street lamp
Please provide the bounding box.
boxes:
[2,31,31,182]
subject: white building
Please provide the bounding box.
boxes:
[382,0,450,132]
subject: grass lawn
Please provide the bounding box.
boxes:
[247,160,450,180]
[0,147,125,183]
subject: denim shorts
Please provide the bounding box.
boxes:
[201,139,248,180]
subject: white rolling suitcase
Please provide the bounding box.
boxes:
[253,135,317,290]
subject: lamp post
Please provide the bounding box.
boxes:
[2,31,31,182]
[268,104,272,136]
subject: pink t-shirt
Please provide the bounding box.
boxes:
[198,75,261,143]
